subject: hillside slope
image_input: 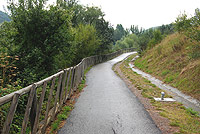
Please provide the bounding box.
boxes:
[135,33,200,101]
[0,11,11,23]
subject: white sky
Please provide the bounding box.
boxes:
[0,0,200,29]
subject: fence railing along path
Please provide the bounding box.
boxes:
[0,48,135,134]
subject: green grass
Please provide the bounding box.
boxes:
[170,121,180,127]
[164,75,174,83]
[50,106,72,133]
[117,54,200,134]
[186,108,199,117]
[161,70,170,76]
[134,33,200,101]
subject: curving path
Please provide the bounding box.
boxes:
[58,53,161,134]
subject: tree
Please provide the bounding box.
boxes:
[95,18,114,54]
[8,0,73,85]
[113,34,139,50]
[113,24,126,42]
[147,30,162,49]
[73,24,100,62]
[65,3,114,54]
[174,8,200,59]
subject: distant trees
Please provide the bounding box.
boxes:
[112,23,174,54]
[159,24,174,35]
[147,30,163,49]
[113,24,127,42]
[113,34,139,50]
[130,25,144,35]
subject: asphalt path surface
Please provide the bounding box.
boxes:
[59,53,161,134]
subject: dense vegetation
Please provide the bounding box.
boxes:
[0,11,11,23]
[112,23,174,52]
[0,0,115,133]
[0,0,114,88]
[134,9,200,101]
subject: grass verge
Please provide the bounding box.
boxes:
[46,66,92,134]
[134,33,200,101]
[117,54,200,134]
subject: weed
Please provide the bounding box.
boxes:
[146,70,153,74]
[159,112,168,118]
[161,70,170,76]
[149,83,156,87]
[148,96,154,99]
[144,79,151,83]
[156,108,165,111]
[186,108,199,117]
[136,85,143,90]
[164,75,174,83]
[156,45,163,55]
[51,121,59,131]
[142,88,148,92]
[180,106,186,110]
[172,42,182,52]
[188,44,200,59]
[150,99,156,103]
[170,121,180,127]
[58,114,68,120]
[63,106,71,112]
[175,78,187,87]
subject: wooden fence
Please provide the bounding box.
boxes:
[0,48,135,134]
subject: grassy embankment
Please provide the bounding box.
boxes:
[119,54,200,134]
[135,33,200,101]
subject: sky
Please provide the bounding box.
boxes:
[0,0,200,29]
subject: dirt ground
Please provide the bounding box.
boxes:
[113,62,179,134]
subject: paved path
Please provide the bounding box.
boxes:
[59,53,161,134]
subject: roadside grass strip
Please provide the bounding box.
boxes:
[119,54,200,134]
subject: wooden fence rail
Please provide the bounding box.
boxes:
[0,48,135,134]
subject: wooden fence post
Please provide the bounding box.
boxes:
[68,67,75,99]
[30,86,37,133]
[72,67,77,92]
[64,68,71,102]
[2,93,20,134]
[51,73,63,121]
[32,82,47,134]
[41,77,56,133]
[59,70,67,106]
[21,84,37,134]
[81,61,85,80]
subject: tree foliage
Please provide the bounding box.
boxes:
[113,24,126,42]
[147,30,163,49]
[175,8,200,59]
[7,0,74,84]
[113,34,138,50]
[73,24,100,62]
[0,0,114,86]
